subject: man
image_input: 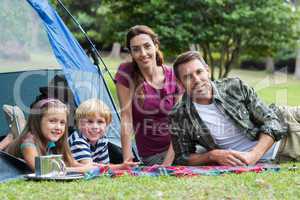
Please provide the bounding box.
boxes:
[170,51,300,166]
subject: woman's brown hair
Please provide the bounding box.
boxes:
[126,25,164,104]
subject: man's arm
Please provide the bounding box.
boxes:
[170,104,249,166]
[171,130,249,166]
[239,79,286,141]
[187,150,250,166]
[186,133,274,166]
[170,129,194,166]
[238,133,275,165]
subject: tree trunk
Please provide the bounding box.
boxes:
[109,42,121,58]
[189,44,196,51]
[295,48,300,79]
[189,44,201,51]
[266,56,275,73]
[218,46,226,79]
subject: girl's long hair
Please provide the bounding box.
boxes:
[7,98,76,167]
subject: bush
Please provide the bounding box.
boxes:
[275,58,295,73]
[240,60,266,71]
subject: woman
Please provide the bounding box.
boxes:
[115,25,182,166]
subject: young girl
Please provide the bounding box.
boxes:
[6,98,94,172]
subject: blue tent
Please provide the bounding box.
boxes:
[26,0,122,148]
[0,0,136,182]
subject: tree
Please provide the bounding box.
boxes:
[291,0,300,79]
[50,0,108,49]
[104,0,191,57]
[295,48,300,78]
[172,0,300,79]
[105,0,300,79]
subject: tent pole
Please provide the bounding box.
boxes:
[56,0,120,121]
[56,0,114,81]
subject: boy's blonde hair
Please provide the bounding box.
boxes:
[75,98,112,124]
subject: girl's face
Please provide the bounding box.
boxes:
[40,107,67,142]
[130,34,157,70]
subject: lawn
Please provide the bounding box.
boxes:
[229,69,300,106]
[0,164,300,199]
[0,56,300,199]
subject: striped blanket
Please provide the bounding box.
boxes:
[84,164,280,179]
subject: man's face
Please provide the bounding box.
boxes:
[177,59,213,104]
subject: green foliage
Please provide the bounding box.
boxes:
[50,0,106,48]
[48,1,300,79]
[104,0,300,79]
[103,0,191,54]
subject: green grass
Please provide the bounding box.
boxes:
[1,164,300,199]
[229,69,300,106]
[1,56,300,199]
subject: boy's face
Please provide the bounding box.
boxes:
[78,113,107,145]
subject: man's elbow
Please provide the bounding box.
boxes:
[173,154,190,166]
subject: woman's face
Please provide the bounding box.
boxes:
[40,107,67,142]
[130,34,157,70]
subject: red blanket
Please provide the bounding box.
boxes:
[85,164,280,179]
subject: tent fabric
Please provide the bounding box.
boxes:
[0,69,63,136]
[26,0,122,147]
[0,151,32,183]
[0,0,60,71]
[0,0,143,182]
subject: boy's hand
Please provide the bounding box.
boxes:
[92,162,104,167]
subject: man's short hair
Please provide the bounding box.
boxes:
[173,51,208,79]
[75,98,112,124]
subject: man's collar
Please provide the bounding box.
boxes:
[210,80,224,103]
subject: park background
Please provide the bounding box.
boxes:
[50,0,300,107]
[1,0,300,199]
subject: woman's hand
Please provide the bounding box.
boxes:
[120,160,140,170]
[161,143,175,166]
[116,83,135,163]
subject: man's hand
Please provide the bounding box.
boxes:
[235,133,275,165]
[238,151,261,165]
[208,149,248,166]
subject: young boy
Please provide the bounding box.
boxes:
[69,98,112,164]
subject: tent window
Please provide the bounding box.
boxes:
[0,0,59,72]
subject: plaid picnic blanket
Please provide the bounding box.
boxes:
[84,164,280,179]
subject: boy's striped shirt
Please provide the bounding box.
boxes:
[69,131,109,164]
